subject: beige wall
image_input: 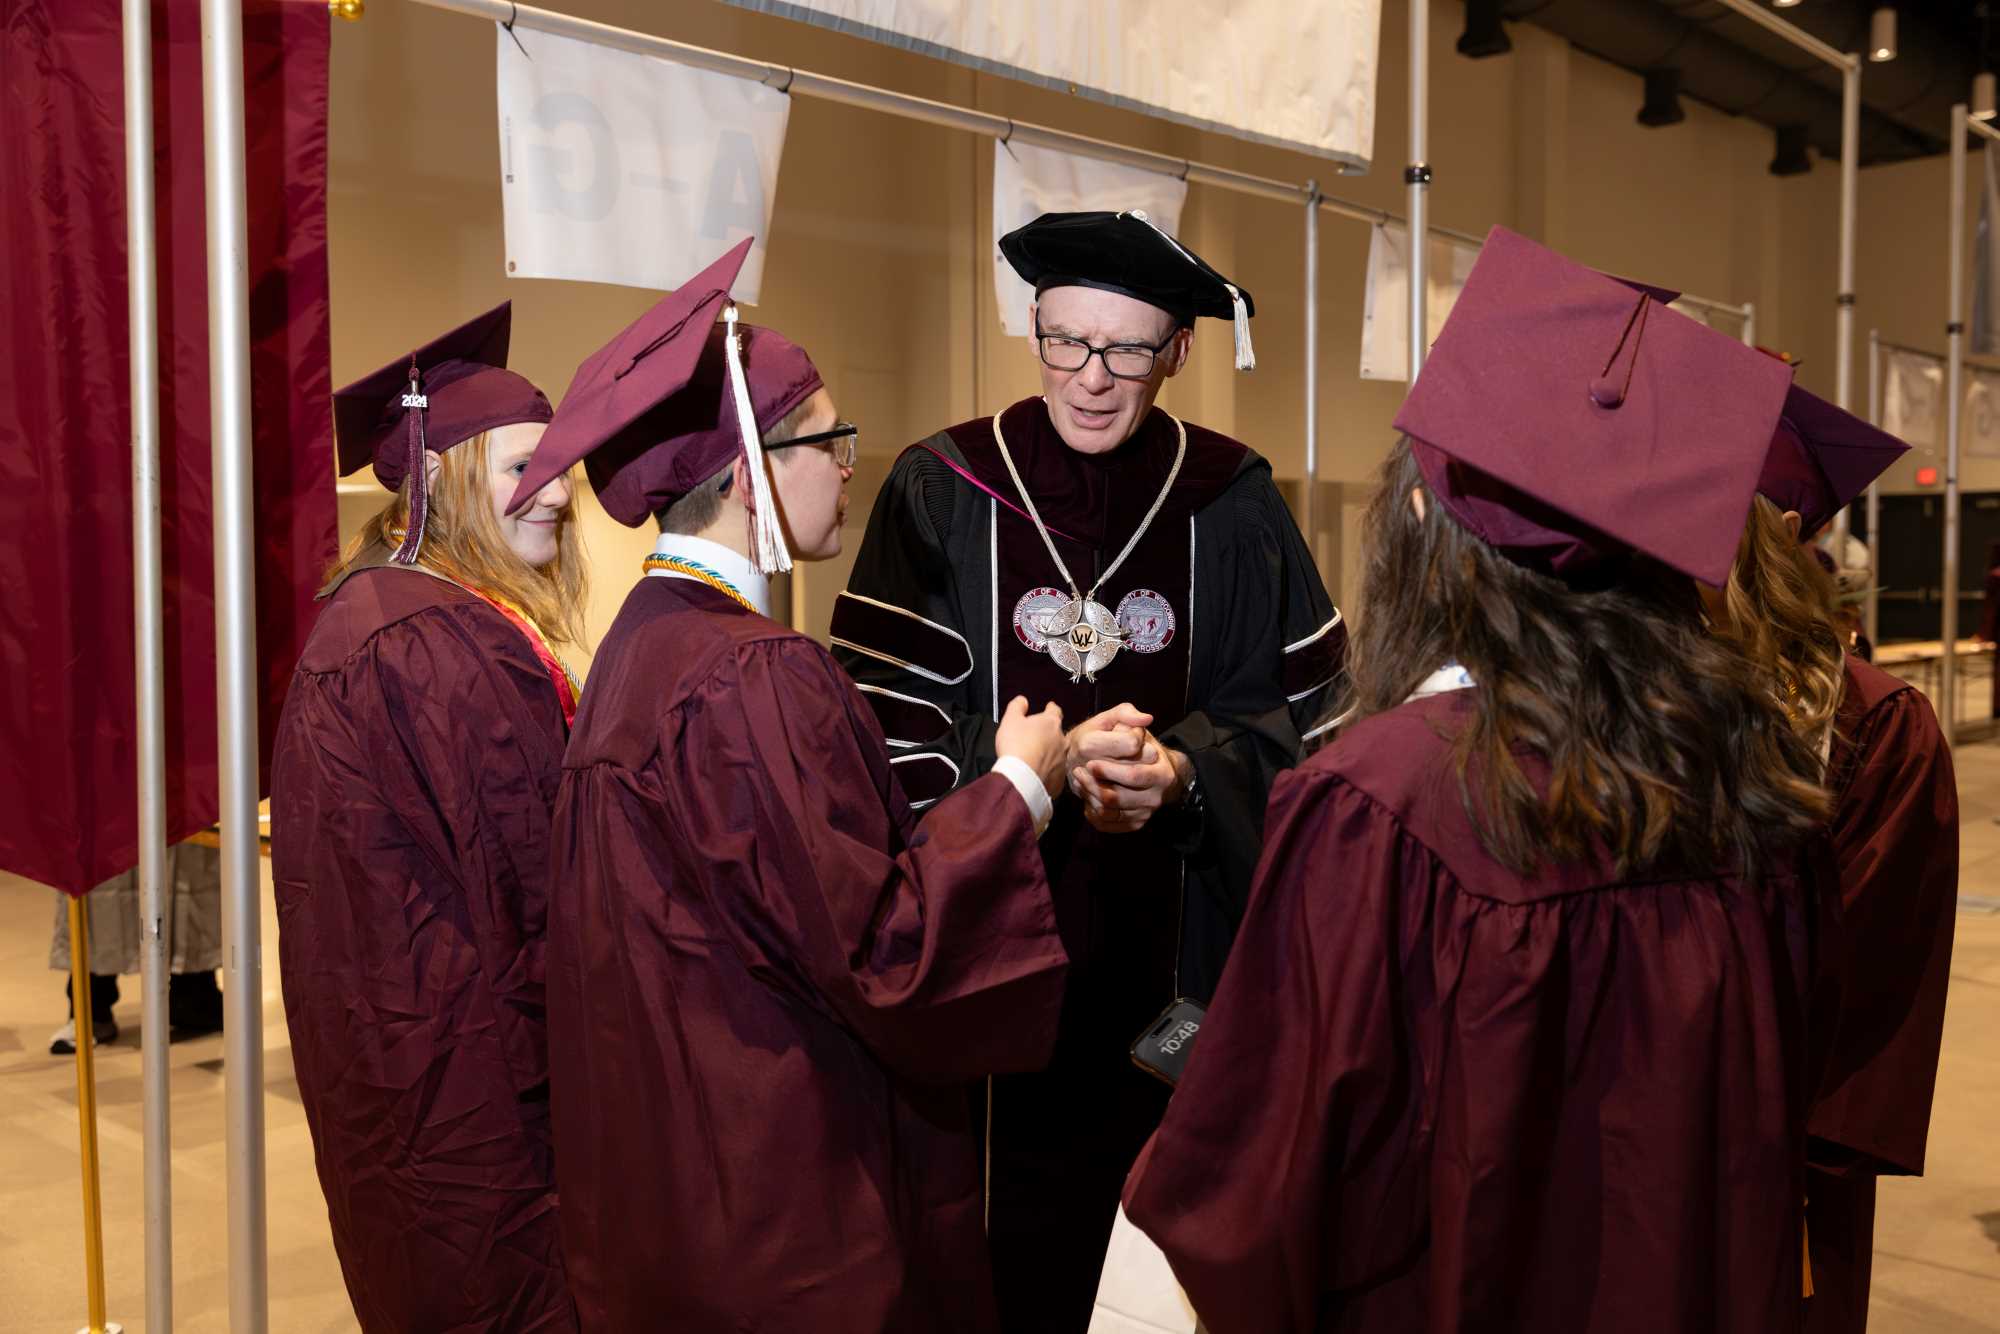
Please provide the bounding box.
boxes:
[329,0,1927,660]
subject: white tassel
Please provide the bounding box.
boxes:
[1123,210,1255,371]
[1226,283,1255,371]
[722,304,793,575]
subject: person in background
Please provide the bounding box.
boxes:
[1975,541,2000,717]
[1122,228,1835,1333]
[505,239,1072,1334]
[270,303,583,1333]
[834,211,1340,1331]
[1711,388,1955,1334]
[47,837,225,1054]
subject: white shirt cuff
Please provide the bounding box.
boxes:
[989,754,1053,838]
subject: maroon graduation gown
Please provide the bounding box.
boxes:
[270,562,576,1333]
[833,399,1342,1331]
[1804,657,1958,1334]
[546,576,1069,1333]
[1125,691,1826,1334]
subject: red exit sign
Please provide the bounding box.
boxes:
[1916,465,1940,486]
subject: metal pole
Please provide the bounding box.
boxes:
[199,0,268,1326]
[1741,300,1757,349]
[1407,0,1430,379]
[1710,0,1855,70]
[1303,181,1319,572]
[411,0,1350,203]
[1945,104,1968,745]
[68,897,115,1334]
[123,0,173,1327]
[1866,328,1882,644]
[1832,59,1861,557]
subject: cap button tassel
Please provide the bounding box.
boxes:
[392,359,430,564]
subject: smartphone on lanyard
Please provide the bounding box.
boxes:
[1129,997,1208,1087]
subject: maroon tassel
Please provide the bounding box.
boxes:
[392,360,429,564]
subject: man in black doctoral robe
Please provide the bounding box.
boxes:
[834,210,1343,1332]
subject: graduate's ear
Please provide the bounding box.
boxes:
[424,450,443,493]
[730,454,757,512]
[1160,326,1194,379]
[1409,486,1428,522]
[1782,509,1804,542]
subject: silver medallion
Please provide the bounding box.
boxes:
[1034,596,1128,682]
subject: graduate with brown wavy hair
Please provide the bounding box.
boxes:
[270,304,583,1333]
[1710,389,1955,1334]
[1122,229,1837,1334]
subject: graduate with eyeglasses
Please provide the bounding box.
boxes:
[505,239,1076,1333]
[834,211,1342,1332]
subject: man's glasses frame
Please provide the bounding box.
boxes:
[1033,324,1179,380]
[769,422,859,468]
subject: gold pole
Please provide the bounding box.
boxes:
[329,0,364,18]
[67,895,112,1334]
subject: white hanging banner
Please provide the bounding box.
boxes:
[1358,223,1480,382]
[1087,1206,1200,1334]
[1964,367,2000,459]
[720,0,1380,167]
[496,25,790,300]
[1667,300,1748,343]
[993,142,1188,338]
[1882,349,1944,453]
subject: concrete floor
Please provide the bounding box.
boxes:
[0,760,1996,1332]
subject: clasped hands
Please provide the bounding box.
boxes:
[1065,703,1192,834]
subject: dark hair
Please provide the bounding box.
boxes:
[1342,438,1829,878]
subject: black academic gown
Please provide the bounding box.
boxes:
[834,398,1342,1332]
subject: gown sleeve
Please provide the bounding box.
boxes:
[667,635,1068,1083]
[1161,470,1346,969]
[1809,686,1959,1176]
[363,601,571,1092]
[831,447,997,805]
[1123,768,1434,1334]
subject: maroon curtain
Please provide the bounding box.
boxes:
[0,0,335,896]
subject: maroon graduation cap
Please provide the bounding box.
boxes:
[332,301,551,564]
[506,238,821,572]
[1393,226,1796,589]
[1756,381,1909,539]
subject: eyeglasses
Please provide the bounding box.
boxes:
[769,422,859,468]
[1034,324,1178,380]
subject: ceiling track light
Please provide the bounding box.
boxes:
[1864,7,1896,62]
[1770,123,1813,176]
[1457,0,1512,59]
[1772,0,1803,8]
[1869,7,1897,63]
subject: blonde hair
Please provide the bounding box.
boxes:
[1715,495,1845,746]
[331,430,588,648]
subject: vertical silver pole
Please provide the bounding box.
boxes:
[199,0,268,1326]
[1832,58,1861,557]
[1945,104,1969,745]
[124,1,173,1328]
[1407,0,1429,380]
[1866,328,1882,644]
[1741,300,1757,349]
[1303,182,1319,571]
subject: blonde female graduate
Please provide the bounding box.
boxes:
[270,303,583,1333]
[1711,389,1954,1334]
